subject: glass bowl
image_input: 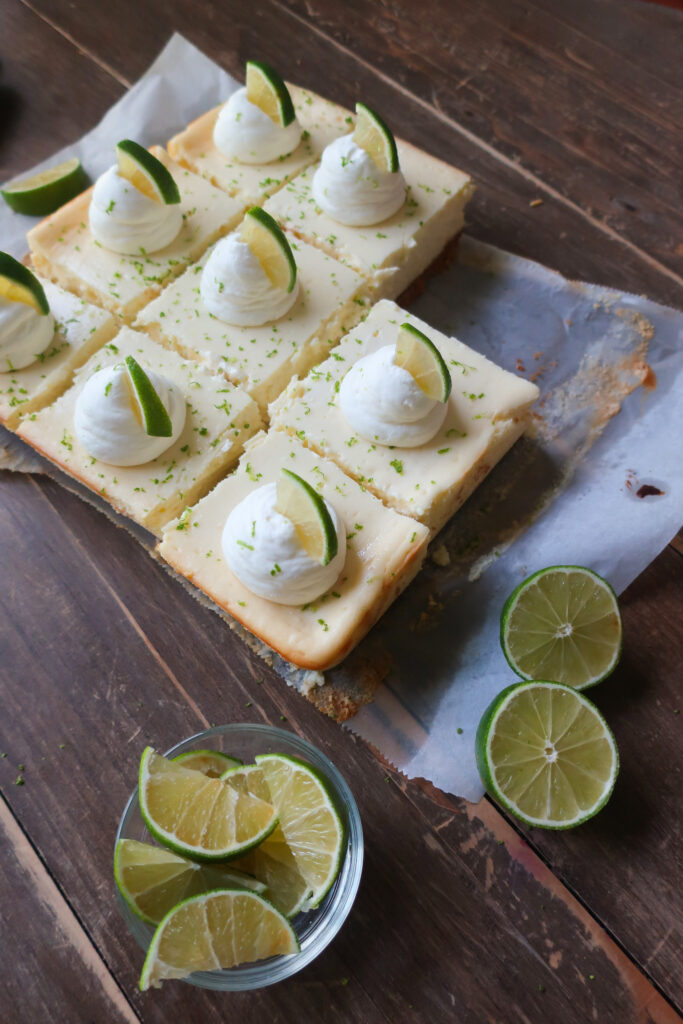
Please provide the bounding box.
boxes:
[114,723,364,990]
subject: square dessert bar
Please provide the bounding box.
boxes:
[168,85,353,207]
[264,139,474,299]
[18,327,260,535]
[135,232,367,414]
[27,147,245,320]
[270,299,540,534]
[158,430,429,671]
[0,279,117,429]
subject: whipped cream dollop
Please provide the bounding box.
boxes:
[312,134,406,226]
[339,344,448,447]
[200,233,299,327]
[0,297,54,371]
[74,363,186,466]
[222,481,346,605]
[89,165,183,255]
[214,87,302,164]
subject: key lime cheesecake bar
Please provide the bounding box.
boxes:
[135,209,367,414]
[168,61,352,207]
[158,429,429,670]
[270,299,539,533]
[264,103,474,300]
[28,142,245,321]
[0,257,118,429]
[18,327,260,534]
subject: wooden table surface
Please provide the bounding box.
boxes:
[1,1,682,1021]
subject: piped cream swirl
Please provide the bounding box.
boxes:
[0,297,54,371]
[89,165,182,255]
[214,87,302,164]
[339,344,447,447]
[200,234,298,327]
[312,134,405,226]
[222,481,346,605]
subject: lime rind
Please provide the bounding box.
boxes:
[0,252,50,315]
[2,157,88,216]
[124,355,173,438]
[500,565,623,690]
[113,839,169,925]
[277,467,339,566]
[353,101,399,173]
[395,321,452,402]
[242,206,297,293]
[139,886,300,990]
[246,60,296,127]
[475,680,619,830]
[116,140,181,205]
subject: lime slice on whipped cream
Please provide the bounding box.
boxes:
[116,140,180,205]
[276,467,338,566]
[2,157,88,216]
[353,101,399,174]
[241,207,297,293]
[394,322,452,402]
[124,355,173,438]
[0,252,49,315]
[246,60,296,127]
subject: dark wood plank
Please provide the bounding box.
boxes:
[1,469,679,1023]
[0,796,140,1024]
[17,0,683,307]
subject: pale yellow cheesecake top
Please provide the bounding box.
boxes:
[158,429,429,669]
[269,299,540,527]
[168,85,353,206]
[27,148,245,317]
[135,232,367,412]
[18,327,260,533]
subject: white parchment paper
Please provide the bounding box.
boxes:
[2,36,681,801]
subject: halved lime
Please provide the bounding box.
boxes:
[222,764,311,917]
[353,101,399,173]
[172,749,242,778]
[255,753,345,908]
[0,252,49,315]
[124,355,173,438]
[138,748,277,862]
[139,887,299,989]
[476,680,619,829]
[276,468,338,567]
[114,839,265,925]
[240,207,297,293]
[2,157,88,216]
[116,140,180,205]
[246,60,296,127]
[394,322,451,402]
[501,566,623,690]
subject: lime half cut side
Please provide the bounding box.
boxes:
[353,101,399,173]
[501,566,622,690]
[394,322,451,402]
[139,888,299,990]
[246,60,296,127]
[0,252,49,315]
[116,140,180,205]
[476,681,619,829]
[240,206,297,293]
[2,157,88,216]
[276,467,338,566]
[138,748,277,861]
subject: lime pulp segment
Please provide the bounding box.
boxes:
[172,749,242,778]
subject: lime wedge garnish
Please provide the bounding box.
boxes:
[114,839,265,925]
[501,566,623,690]
[2,157,88,216]
[116,140,180,205]
[353,101,399,173]
[476,680,619,829]
[139,887,299,989]
[222,764,311,917]
[172,749,242,778]
[255,753,345,908]
[276,467,338,566]
[394,322,452,402]
[0,252,49,315]
[246,60,296,127]
[138,747,278,861]
[240,206,297,293]
[124,355,173,438]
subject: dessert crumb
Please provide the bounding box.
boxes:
[529,198,544,208]
[432,544,450,567]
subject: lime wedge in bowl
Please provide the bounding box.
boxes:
[394,322,451,402]
[246,60,296,127]
[353,101,399,173]
[476,680,619,829]
[276,467,338,566]
[172,749,242,778]
[116,140,180,205]
[2,157,88,216]
[501,565,623,690]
